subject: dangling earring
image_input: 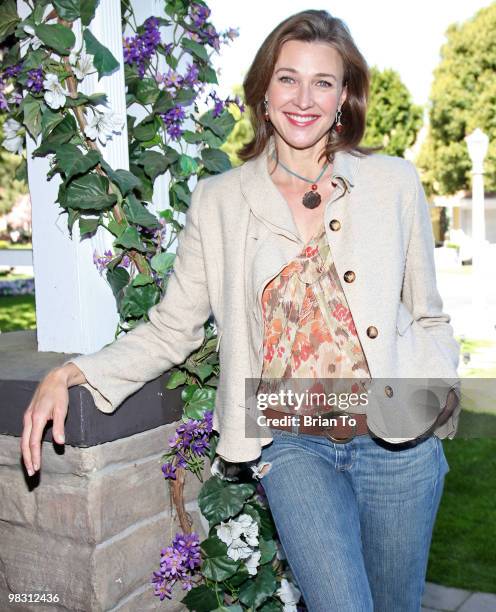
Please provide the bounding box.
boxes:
[264,98,270,122]
[334,108,343,133]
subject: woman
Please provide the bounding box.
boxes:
[22,9,461,611]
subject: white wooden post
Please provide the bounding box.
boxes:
[18,0,129,354]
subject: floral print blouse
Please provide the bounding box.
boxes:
[259,220,371,416]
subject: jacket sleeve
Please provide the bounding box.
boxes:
[401,160,461,374]
[61,177,212,413]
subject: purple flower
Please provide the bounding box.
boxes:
[2,62,23,79]
[161,462,177,479]
[172,532,202,570]
[190,2,211,28]
[26,68,43,93]
[151,572,173,601]
[123,16,162,78]
[190,434,209,456]
[160,546,188,578]
[93,248,113,275]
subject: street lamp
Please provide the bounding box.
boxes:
[464,128,490,338]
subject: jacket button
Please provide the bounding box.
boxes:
[385,385,394,398]
[344,270,355,283]
[329,219,341,231]
[367,326,378,339]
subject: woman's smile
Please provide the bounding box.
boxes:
[284,112,321,127]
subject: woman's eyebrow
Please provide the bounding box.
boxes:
[275,67,337,80]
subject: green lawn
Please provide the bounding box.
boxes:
[1,294,495,593]
[429,436,496,593]
[0,294,36,332]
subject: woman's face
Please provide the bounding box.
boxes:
[265,39,347,151]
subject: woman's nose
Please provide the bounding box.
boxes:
[294,84,314,109]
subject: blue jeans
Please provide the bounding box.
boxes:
[257,430,450,612]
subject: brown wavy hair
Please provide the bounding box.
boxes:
[237,9,382,165]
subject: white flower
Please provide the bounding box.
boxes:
[70,53,95,80]
[84,108,124,145]
[216,518,244,547]
[245,549,261,575]
[1,118,23,154]
[22,25,43,50]
[277,578,302,611]
[43,73,66,110]
[236,513,259,546]
[227,537,253,561]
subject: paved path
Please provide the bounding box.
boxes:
[422,582,496,611]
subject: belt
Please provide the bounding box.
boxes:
[264,407,433,451]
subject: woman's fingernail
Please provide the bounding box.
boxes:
[33,463,39,471]
[27,468,34,476]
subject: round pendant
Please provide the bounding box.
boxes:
[302,190,321,209]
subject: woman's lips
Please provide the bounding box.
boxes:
[284,112,320,127]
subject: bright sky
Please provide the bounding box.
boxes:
[207,0,493,108]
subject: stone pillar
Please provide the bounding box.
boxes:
[0,425,209,611]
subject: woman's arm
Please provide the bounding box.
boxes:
[401,161,461,372]
[61,176,213,413]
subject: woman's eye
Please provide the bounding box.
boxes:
[279,76,293,83]
[318,80,332,87]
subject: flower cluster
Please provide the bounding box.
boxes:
[162,410,213,479]
[0,63,23,111]
[123,16,162,77]
[216,513,261,574]
[151,531,202,600]
[186,3,240,52]
[26,68,44,93]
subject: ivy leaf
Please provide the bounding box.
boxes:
[198,109,236,139]
[201,148,231,174]
[78,216,99,237]
[120,283,160,319]
[181,37,209,62]
[177,153,199,177]
[181,584,220,612]
[200,536,240,582]
[80,0,99,26]
[34,23,75,56]
[114,225,146,252]
[150,251,175,274]
[52,0,80,22]
[33,113,77,155]
[131,273,154,287]
[83,29,119,78]
[0,0,20,44]
[198,477,256,525]
[106,266,129,299]
[100,162,142,196]
[197,64,218,85]
[41,108,66,139]
[22,94,43,140]
[56,144,100,181]
[138,150,174,181]
[238,564,277,609]
[122,194,160,228]
[136,78,160,105]
[165,370,188,390]
[258,538,277,565]
[183,386,216,419]
[66,173,117,210]
[134,118,159,142]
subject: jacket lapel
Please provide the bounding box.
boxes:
[239,135,362,238]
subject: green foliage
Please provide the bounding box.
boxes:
[363,66,423,157]
[417,4,496,195]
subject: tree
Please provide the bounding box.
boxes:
[362,65,423,158]
[417,3,496,196]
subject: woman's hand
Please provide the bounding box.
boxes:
[20,363,86,477]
